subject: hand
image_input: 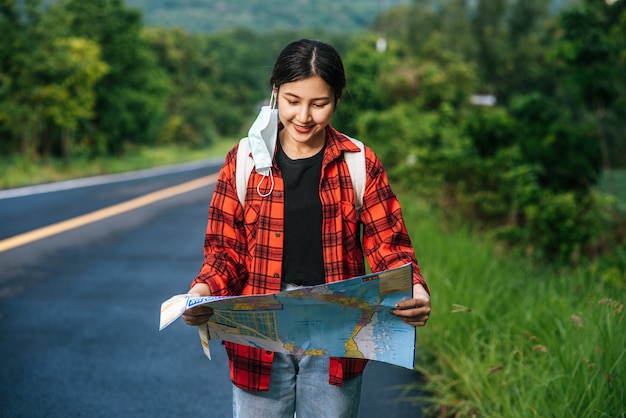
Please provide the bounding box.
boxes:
[182,283,214,326]
[392,284,431,327]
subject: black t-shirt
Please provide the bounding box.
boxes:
[276,141,325,286]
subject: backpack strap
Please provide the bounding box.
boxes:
[236,137,255,207]
[235,135,367,213]
[342,135,366,215]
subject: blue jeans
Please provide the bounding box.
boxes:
[232,353,363,418]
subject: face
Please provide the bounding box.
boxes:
[275,75,336,150]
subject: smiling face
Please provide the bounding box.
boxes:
[275,75,336,157]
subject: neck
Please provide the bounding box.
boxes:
[279,130,326,159]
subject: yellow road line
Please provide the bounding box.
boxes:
[0,173,218,253]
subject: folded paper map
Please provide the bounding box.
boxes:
[160,264,416,369]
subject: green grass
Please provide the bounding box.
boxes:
[0,138,236,190]
[399,194,625,417]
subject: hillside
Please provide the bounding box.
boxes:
[124,0,577,33]
[125,0,410,33]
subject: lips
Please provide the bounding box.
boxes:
[293,124,313,134]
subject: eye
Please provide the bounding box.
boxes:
[313,102,328,109]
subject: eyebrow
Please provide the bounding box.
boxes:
[283,92,331,101]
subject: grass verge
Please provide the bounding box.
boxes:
[399,193,625,417]
[0,139,236,190]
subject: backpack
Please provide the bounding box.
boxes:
[235,135,366,213]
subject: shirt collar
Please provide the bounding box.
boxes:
[324,124,361,161]
[273,123,360,166]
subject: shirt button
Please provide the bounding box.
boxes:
[275,191,282,197]
[275,232,281,237]
[274,273,280,278]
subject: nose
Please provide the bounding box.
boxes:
[298,104,311,121]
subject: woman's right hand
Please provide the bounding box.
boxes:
[182,283,214,326]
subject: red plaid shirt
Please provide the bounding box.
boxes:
[192,125,428,391]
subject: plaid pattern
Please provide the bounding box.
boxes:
[193,125,428,391]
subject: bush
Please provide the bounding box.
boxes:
[523,191,617,264]
[399,192,625,417]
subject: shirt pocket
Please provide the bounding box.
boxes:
[243,203,260,253]
[340,201,360,254]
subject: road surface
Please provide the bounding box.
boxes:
[0,160,425,417]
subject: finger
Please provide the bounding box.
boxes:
[182,314,213,326]
[182,308,214,325]
[399,312,430,327]
[395,298,429,310]
[406,318,428,327]
[393,308,429,320]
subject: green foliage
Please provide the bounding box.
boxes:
[59,0,171,154]
[0,138,236,189]
[336,34,394,133]
[462,106,517,158]
[0,0,108,158]
[522,191,613,263]
[335,0,624,267]
[124,0,410,33]
[549,0,626,170]
[143,28,219,147]
[38,38,109,154]
[510,92,602,193]
[0,0,169,158]
[400,194,625,417]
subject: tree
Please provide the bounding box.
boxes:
[471,0,509,94]
[59,0,170,154]
[337,34,394,134]
[550,0,626,193]
[0,0,105,158]
[36,37,108,156]
[144,28,220,146]
[0,0,44,157]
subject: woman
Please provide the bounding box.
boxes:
[183,39,430,418]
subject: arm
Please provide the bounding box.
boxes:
[183,146,248,327]
[360,149,430,326]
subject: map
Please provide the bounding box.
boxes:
[160,264,416,369]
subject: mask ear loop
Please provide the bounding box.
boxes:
[269,89,276,109]
[256,89,277,198]
[256,173,274,198]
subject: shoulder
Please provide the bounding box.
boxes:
[228,138,250,164]
[216,140,243,182]
[328,127,385,175]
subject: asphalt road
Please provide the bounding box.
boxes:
[0,160,425,417]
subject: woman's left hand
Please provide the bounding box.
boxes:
[391,284,431,327]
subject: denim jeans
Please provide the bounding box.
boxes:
[232,352,363,418]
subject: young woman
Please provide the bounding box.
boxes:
[182,39,430,418]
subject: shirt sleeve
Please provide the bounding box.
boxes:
[360,147,429,294]
[191,145,249,296]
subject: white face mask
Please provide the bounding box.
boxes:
[246,92,277,197]
[247,92,278,177]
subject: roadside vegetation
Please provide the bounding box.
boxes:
[1,0,624,416]
[401,193,625,417]
[0,139,235,189]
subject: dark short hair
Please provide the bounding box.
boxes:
[270,39,346,104]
